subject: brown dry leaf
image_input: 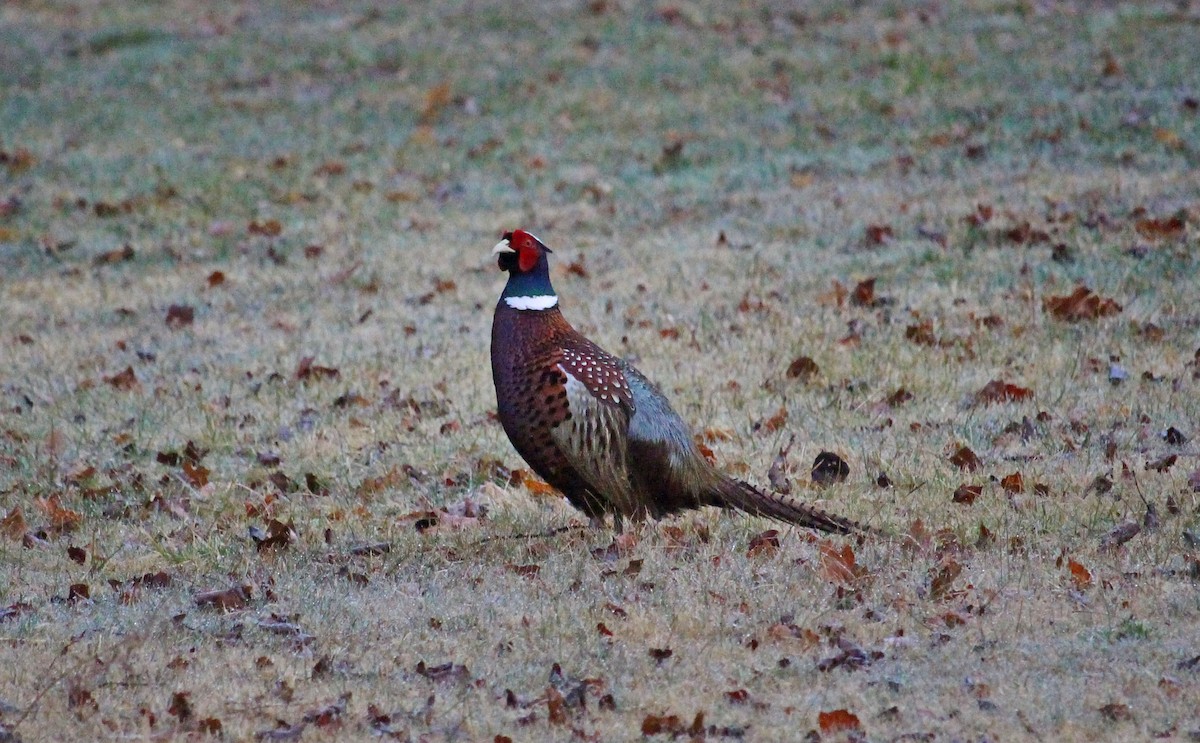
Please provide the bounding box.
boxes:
[818,709,862,734]
[817,279,848,308]
[105,366,140,391]
[1099,702,1133,722]
[850,278,877,307]
[1145,454,1177,473]
[35,494,83,532]
[952,484,982,505]
[182,460,209,488]
[885,388,914,407]
[165,304,195,329]
[1043,286,1122,322]
[757,406,787,434]
[546,686,568,725]
[295,356,340,382]
[92,244,135,265]
[1068,558,1092,589]
[641,714,684,736]
[786,356,818,381]
[929,558,962,600]
[1,506,27,540]
[864,224,894,246]
[506,564,541,579]
[420,82,453,124]
[194,584,251,611]
[1099,520,1141,551]
[818,541,867,586]
[904,321,937,346]
[206,270,226,288]
[903,518,932,555]
[1135,214,1185,240]
[1000,472,1025,494]
[949,445,981,472]
[248,219,282,237]
[975,379,1033,405]
[250,519,296,552]
[747,529,781,558]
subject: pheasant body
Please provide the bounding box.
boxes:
[490,230,866,534]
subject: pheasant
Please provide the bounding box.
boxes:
[490,229,868,535]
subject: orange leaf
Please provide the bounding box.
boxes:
[1068,558,1092,589]
[975,379,1033,405]
[818,709,861,733]
[420,82,453,124]
[523,478,560,498]
[1,506,27,540]
[818,541,866,586]
[1043,286,1122,322]
[35,494,82,532]
[1000,472,1024,493]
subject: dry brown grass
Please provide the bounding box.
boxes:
[2,1,1199,740]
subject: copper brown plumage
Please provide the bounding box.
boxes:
[490,229,869,534]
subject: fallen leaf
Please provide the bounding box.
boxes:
[1100,521,1141,551]
[295,356,340,382]
[35,494,83,532]
[850,278,877,307]
[747,529,781,558]
[756,406,787,434]
[1099,702,1133,722]
[818,709,862,733]
[105,366,140,391]
[194,584,251,612]
[928,559,962,600]
[248,219,282,237]
[786,356,818,381]
[523,478,559,498]
[1135,215,1185,241]
[1145,454,1177,473]
[420,82,453,124]
[864,224,894,246]
[975,380,1033,405]
[952,484,982,505]
[1,506,26,540]
[182,460,209,488]
[1068,558,1092,589]
[165,304,194,329]
[725,689,750,705]
[1043,286,1122,322]
[818,541,867,586]
[1000,472,1025,493]
[949,445,981,471]
[641,713,684,736]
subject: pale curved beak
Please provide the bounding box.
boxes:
[492,238,515,255]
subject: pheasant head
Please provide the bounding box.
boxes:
[493,229,558,311]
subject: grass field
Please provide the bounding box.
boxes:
[2,1,1199,740]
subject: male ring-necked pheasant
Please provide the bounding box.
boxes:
[490,229,867,534]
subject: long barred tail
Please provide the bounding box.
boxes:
[713,477,869,535]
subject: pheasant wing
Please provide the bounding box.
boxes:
[547,343,640,516]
